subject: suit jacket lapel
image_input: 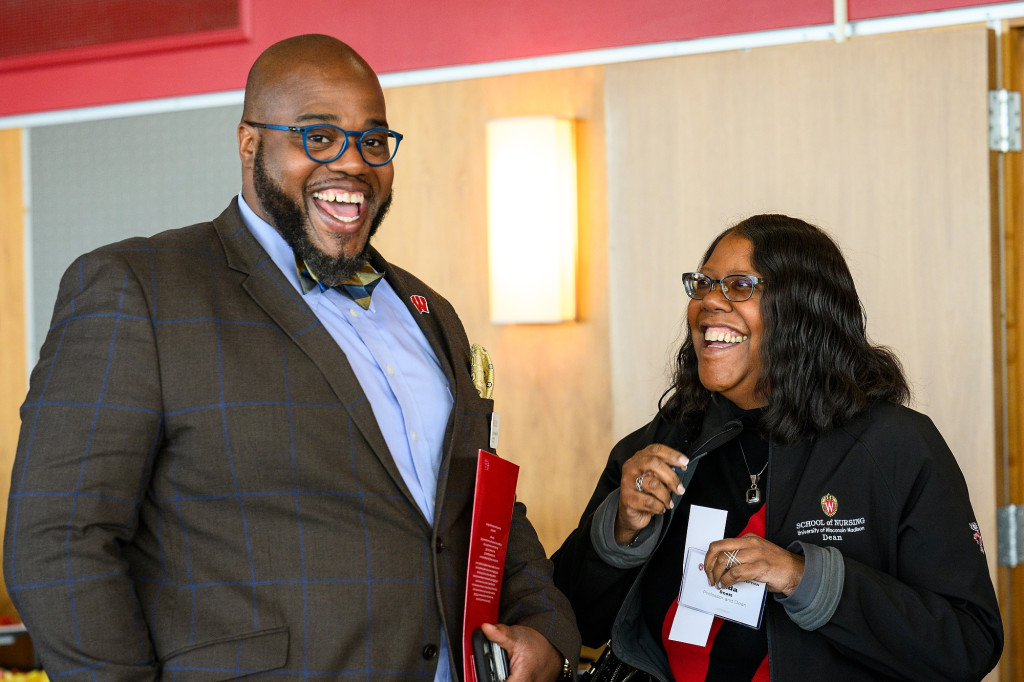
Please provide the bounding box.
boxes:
[372,250,457,389]
[211,202,412,503]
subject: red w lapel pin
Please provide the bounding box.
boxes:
[410,295,430,313]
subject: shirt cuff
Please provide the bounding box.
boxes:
[775,541,844,631]
[589,488,663,569]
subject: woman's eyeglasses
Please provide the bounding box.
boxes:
[682,273,766,302]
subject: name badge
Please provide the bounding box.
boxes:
[678,546,767,629]
[668,505,726,645]
[489,413,500,449]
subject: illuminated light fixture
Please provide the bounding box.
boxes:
[486,116,578,324]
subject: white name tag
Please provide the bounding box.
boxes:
[489,413,500,449]
[678,546,767,629]
[668,505,726,645]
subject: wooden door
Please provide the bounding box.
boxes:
[995,19,1024,682]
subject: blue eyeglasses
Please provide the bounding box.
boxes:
[245,121,403,166]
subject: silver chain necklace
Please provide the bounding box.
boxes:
[738,439,768,505]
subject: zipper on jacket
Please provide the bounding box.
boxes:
[669,419,743,498]
[694,419,742,459]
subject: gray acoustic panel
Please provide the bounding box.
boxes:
[29,104,242,355]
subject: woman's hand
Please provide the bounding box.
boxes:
[704,534,805,596]
[615,444,689,545]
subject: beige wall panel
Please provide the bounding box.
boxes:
[378,67,610,553]
[606,25,998,582]
[0,128,25,616]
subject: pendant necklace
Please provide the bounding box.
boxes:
[738,439,768,505]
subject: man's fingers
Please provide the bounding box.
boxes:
[480,622,512,647]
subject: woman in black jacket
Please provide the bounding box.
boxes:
[551,214,1002,681]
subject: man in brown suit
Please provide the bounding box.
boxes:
[4,34,579,680]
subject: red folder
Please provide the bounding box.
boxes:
[462,449,520,681]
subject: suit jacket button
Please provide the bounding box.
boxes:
[435,538,444,553]
[422,643,439,660]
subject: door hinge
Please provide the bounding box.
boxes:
[989,89,1022,152]
[997,504,1024,566]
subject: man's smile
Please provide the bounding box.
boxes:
[313,189,366,224]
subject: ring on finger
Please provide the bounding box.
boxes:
[635,472,650,493]
[725,549,741,569]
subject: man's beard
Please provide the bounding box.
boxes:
[253,143,392,285]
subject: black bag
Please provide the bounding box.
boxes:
[580,645,655,682]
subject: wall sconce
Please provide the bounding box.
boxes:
[486,116,578,324]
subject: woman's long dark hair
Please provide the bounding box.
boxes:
[660,214,910,444]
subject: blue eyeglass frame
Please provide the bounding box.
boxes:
[244,121,404,166]
[682,272,767,302]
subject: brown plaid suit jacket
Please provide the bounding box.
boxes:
[4,199,579,680]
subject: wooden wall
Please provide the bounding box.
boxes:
[0,129,24,616]
[378,67,611,552]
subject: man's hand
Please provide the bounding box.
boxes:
[479,622,564,681]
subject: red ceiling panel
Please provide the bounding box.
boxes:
[0,0,244,69]
[0,0,1020,119]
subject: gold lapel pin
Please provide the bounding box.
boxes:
[469,344,494,399]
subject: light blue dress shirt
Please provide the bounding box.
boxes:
[238,195,456,680]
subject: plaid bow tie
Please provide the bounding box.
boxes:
[296,256,384,310]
